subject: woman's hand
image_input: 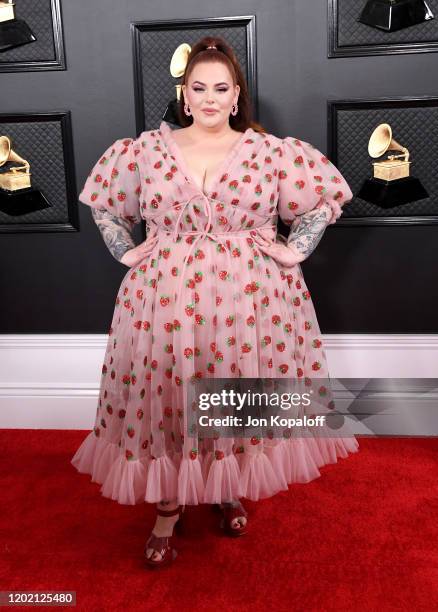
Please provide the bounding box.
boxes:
[120,234,159,267]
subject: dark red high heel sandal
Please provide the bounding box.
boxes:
[144,505,184,568]
[214,501,248,537]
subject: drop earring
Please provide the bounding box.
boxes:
[184,102,192,116]
[231,103,238,117]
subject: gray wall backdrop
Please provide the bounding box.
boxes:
[1,1,437,333]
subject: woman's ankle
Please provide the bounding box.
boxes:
[157,499,179,512]
[220,499,241,508]
[152,513,179,537]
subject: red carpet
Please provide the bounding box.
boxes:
[0,431,437,611]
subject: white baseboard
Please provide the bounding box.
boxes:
[0,334,437,433]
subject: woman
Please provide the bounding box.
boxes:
[71,36,359,568]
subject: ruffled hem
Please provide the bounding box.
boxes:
[71,431,359,506]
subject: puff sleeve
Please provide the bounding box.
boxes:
[277,136,353,229]
[78,137,142,224]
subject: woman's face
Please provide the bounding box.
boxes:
[182,61,240,130]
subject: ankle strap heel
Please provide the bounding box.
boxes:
[156,506,182,517]
[144,505,185,568]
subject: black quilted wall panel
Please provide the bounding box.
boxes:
[0,0,65,71]
[329,98,438,222]
[0,113,77,229]
[132,19,256,132]
[329,0,438,56]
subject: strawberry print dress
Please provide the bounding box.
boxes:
[71,120,359,505]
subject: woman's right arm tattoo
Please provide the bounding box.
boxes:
[91,208,136,261]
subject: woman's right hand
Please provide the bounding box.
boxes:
[120,233,159,268]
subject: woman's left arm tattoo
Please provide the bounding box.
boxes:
[287,205,331,257]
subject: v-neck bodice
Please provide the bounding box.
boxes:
[79,120,354,245]
[159,120,252,198]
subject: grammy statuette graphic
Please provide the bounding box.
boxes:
[357,123,428,208]
[0,135,49,215]
[0,0,36,52]
[162,43,192,127]
[358,0,434,32]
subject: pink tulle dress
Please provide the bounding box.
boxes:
[71,120,359,505]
